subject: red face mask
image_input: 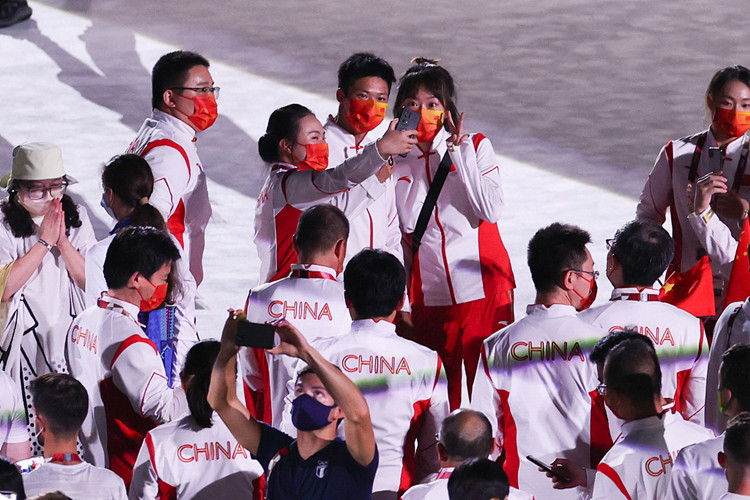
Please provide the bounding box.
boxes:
[416,109,444,143]
[713,107,750,138]
[179,94,218,131]
[293,142,329,171]
[138,277,168,312]
[345,99,387,134]
[573,273,598,312]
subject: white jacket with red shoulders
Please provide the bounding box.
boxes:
[127,109,211,285]
[393,128,514,307]
[254,142,388,283]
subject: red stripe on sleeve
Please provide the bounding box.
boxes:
[596,462,632,499]
[398,398,430,496]
[141,139,192,178]
[111,335,158,369]
[498,389,519,488]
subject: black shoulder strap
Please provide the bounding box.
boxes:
[412,149,453,257]
[688,132,708,183]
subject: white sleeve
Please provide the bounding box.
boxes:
[686,208,738,279]
[470,343,504,455]
[705,304,742,432]
[592,468,630,499]
[73,206,97,252]
[415,358,450,482]
[678,320,709,425]
[636,145,672,225]
[449,135,504,223]
[1,373,28,444]
[111,341,188,424]
[143,146,191,219]
[128,434,159,500]
[665,450,699,500]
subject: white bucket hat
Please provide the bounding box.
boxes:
[1,142,77,190]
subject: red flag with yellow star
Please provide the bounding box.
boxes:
[660,255,715,317]
[723,217,750,311]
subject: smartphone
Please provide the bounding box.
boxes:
[526,455,571,483]
[708,146,723,173]
[396,107,421,157]
[236,320,276,349]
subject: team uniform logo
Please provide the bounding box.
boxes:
[316,460,328,479]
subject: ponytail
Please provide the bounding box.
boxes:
[102,154,166,229]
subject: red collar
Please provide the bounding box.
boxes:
[50,453,82,464]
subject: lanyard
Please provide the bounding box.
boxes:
[97,295,144,327]
[50,453,81,464]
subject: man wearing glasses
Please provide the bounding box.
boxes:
[471,223,604,500]
[127,50,218,286]
[579,219,709,427]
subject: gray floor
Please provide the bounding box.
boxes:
[15,0,750,199]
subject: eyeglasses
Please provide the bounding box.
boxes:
[172,86,220,99]
[22,182,67,200]
[596,383,607,396]
[568,269,599,281]
[606,238,615,250]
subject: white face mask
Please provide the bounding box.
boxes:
[17,193,51,225]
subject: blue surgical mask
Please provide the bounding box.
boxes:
[291,394,336,431]
[100,193,116,220]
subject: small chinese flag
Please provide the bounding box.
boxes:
[723,218,750,311]
[660,255,716,317]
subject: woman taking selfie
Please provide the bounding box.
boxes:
[637,65,750,308]
[391,58,515,409]
[254,103,415,283]
[0,142,94,454]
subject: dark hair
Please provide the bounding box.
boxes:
[104,226,180,291]
[152,51,210,109]
[1,184,82,238]
[393,58,459,129]
[610,220,673,287]
[590,328,654,366]
[0,457,25,499]
[527,223,591,293]
[721,344,750,412]
[102,154,166,230]
[257,104,315,163]
[294,205,349,258]
[440,409,493,462]
[181,341,220,429]
[725,412,750,464]
[706,65,750,108]
[338,52,396,94]
[344,249,405,319]
[604,338,662,407]
[447,458,509,500]
[30,373,88,438]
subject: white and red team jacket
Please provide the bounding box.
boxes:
[311,318,450,494]
[254,142,388,284]
[592,412,714,500]
[393,127,514,307]
[242,264,350,428]
[579,287,709,426]
[667,433,726,500]
[129,412,265,500]
[84,232,199,386]
[324,117,403,267]
[471,304,603,499]
[705,298,750,432]
[401,466,535,500]
[637,129,750,281]
[65,295,188,487]
[127,109,211,285]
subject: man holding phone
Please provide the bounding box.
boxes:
[242,205,351,428]
[209,313,378,500]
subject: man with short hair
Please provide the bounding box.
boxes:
[669,344,750,499]
[580,219,709,425]
[718,413,750,499]
[66,226,188,487]
[209,314,378,500]
[310,249,449,498]
[22,373,126,499]
[126,50,216,285]
[471,223,604,499]
[242,204,352,427]
[403,409,532,500]
[447,458,510,500]
[592,338,712,499]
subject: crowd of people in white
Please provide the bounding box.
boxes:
[1,49,750,500]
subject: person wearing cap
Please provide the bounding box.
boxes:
[0,141,95,456]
